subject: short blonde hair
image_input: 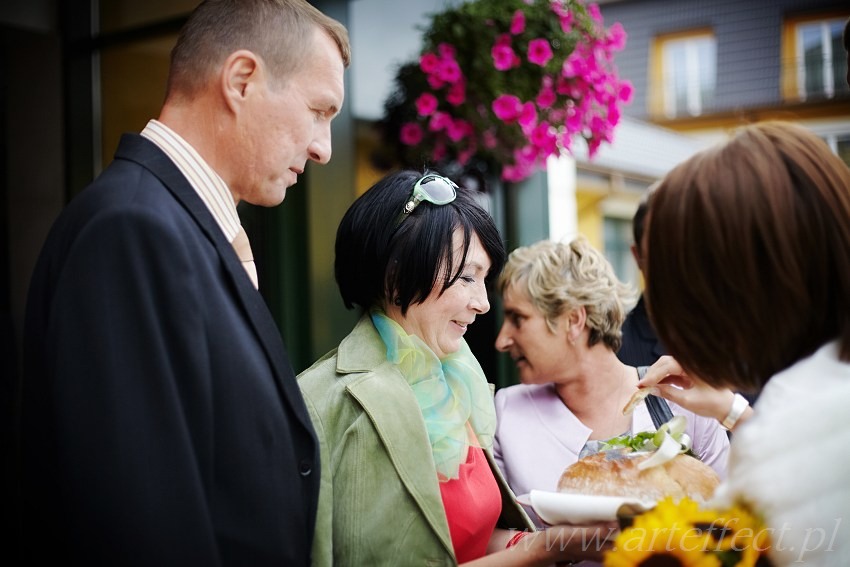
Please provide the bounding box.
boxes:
[499,237,636,351]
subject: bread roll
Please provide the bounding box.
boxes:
[557,449,719,502]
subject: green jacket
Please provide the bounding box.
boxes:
[298,314,534,566]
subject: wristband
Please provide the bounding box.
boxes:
[506,531,529,549]
[721,393,749,430]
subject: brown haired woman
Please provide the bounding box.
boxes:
[637,121,850,567]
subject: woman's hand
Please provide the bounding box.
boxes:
[638,356,736,423]
[476,524,617,566]
[536,523,617,564]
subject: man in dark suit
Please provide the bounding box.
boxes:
[617,187,666,367]
[18,1,349,565]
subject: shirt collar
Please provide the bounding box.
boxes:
[141,119,241,241]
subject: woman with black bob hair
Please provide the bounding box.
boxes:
[335,169,505,318]
[299,169,615,566]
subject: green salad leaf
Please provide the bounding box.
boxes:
[599,415,696,457]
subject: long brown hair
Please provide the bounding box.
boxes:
[645,121,850,392]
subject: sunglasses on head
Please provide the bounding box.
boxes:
[395,174,458,228]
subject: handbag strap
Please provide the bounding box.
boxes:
[636,365,674,429]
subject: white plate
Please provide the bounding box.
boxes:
[517,490,656,525]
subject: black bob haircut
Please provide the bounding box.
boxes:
[335,169,506,315]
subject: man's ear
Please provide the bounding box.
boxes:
[220,50,261,112]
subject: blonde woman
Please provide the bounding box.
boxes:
[492,237,729,529]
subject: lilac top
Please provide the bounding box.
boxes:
[494,383,730,526]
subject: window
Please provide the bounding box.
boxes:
[823,132,850,168]
[652,30,716,119]
[783,15,850,101]
[838,136,850,168]
[603,216,638,291]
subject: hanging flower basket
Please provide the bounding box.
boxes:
[377,0,632,183]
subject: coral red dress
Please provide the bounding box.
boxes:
[439,446,502,563]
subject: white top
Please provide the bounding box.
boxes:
[712,340,850,567]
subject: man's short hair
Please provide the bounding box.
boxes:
[167,0,350,100]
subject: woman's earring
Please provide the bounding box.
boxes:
[393,297,402,306]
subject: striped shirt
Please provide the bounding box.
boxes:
[141,119,241,242]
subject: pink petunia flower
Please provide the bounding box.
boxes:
[589,115,605,136]
[618,80,634,103]
[559,131,573,152]
[501,164,523,182]
[510,10,526,34]
[587,136,603,158]
[607,22,627,51]
[495,33,513,47]
[400,122,423,146]
[429,111,453,132]
[446,80,466,106]
[415,93,438,116]
[419,52,439,74]
[551,1,570,17]
[531,122,558,158]
[561,54,581,78]
[447,118,471,142]
[437,58,462,83]
[492,44,519,71]
[518,102,538,135]
[528,38,553,66]
[426,74,444,90]
[565,105,583,133]
[536,86,557,108]
[492,94,523,122]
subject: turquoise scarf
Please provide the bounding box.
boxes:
[370,310,496,480]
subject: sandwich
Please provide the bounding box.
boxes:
[556,415,720,502]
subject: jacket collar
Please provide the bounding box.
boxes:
[338,315,455,555]
[336,313,391,373]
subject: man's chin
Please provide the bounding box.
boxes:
[245,188,288,208]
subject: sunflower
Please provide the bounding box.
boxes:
[704,502,772,567]
[604,498,772,567]
[606,499,720,567]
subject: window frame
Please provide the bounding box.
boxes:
[650,28,716,120]
[781,12,850,102]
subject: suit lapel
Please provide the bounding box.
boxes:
[114,134,314,434]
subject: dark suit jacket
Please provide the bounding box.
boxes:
[617,295,667,367]
[20,134,319,566]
